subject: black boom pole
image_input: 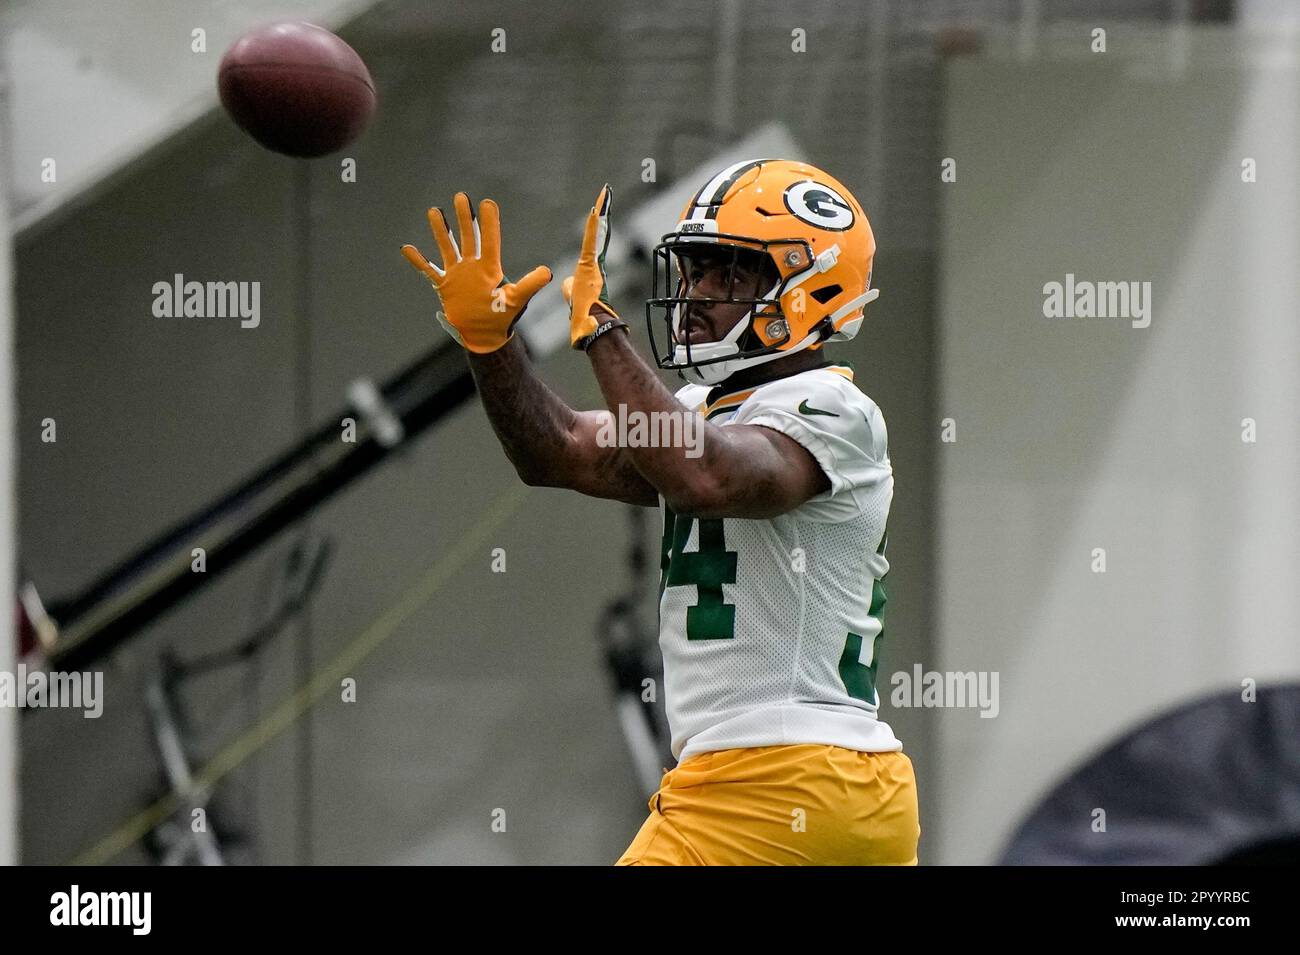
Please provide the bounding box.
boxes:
[46,343,475,673]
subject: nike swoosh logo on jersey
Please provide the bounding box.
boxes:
[798,399,839,417]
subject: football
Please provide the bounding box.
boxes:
[217,21,376,158]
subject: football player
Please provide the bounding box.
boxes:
[401,159,919,865]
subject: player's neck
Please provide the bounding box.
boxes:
[709,349,831,400]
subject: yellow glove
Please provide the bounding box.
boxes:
[402,192,552,354]
[563,184,620,350]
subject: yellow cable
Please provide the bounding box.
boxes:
[69,482,531,865]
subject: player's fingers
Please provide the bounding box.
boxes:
[453,192,476,262]
[478,198,501,265]
[560,275,575,305]
[425,207,458,268]
[578,184,612,264]
[400,243,443,281]
[511,265,553,304]
[578,210,599,264]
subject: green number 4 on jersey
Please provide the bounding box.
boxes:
[659,509,737,640]
[660,508,888,706]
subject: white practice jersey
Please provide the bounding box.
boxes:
[659,362,901,761]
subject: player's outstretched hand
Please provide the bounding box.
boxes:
[402,192,552,354]
[563,184,621,350]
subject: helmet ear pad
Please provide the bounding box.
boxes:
[748,295,792,349]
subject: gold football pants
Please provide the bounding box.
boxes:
[617,744,920,865]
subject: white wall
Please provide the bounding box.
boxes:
[936,27,1300,864]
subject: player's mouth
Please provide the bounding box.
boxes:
[679,314,714,345]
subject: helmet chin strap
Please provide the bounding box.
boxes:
[679,326,823,386]
[672,282,882,385]
[670,292,761,380]
[824,288,880,342]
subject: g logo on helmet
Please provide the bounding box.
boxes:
[783,180,855,231]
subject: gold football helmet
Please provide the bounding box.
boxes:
[647,158,879,385]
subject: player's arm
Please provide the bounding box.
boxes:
[400,191,657,506]
[564,186,828,520]
[464,337,658,506]
[585,332,827,519]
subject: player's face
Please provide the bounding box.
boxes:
[674,246,778,345]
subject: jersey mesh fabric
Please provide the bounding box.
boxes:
[660,367,902,760]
